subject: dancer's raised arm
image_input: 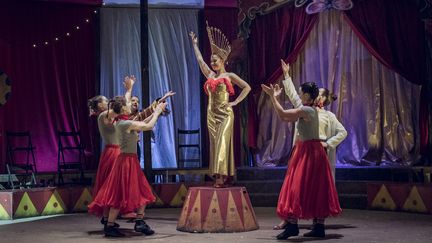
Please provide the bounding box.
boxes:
[123,75,136,104]
[261,84,306,122]
[128,103,167,132]
[280,60,302,108]
[189,31,214,78]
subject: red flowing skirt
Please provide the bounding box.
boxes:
[88,153,156,216]
[277,140,341,220]
[92,144,120,197]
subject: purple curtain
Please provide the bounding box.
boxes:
[0,1,99,172]
[247,4,318,148]
[343,0,428,155]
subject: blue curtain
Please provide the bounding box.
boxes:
[100,7,201,168]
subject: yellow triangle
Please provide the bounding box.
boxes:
[402,186,427,213]
[225,191,244,232]
[184,190,202,231]
[169,184,188,207]
[42,190,66,215]
[177,189,193,229]
[0,204,11,220]
[73,188,93,212]
[371,185,397,210]
[241,191,259,231]
[14,192,39,218]
[154,194,164,206]
[202,191,224,232]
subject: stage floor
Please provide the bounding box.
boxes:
[0,208,431,243]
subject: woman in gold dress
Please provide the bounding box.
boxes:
[189,23,251,187]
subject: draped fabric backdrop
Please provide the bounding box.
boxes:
[99,7,201,168]
[253,9,422,166]
[0,1,99,172]
[247,3,318,149]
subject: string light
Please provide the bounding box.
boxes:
[30,11,95,48]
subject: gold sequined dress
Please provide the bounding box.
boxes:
[204,77,235,176]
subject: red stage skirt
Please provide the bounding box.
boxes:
[92,144,120,197]
[88,153,156,216]
[277,140,342,220]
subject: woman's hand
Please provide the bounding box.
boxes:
[155,102,167,114]
[189,31,198,45]
[124,75,136,90]
[321,141,328,148]
[262,84,282,98]
[159,91,176,103]
[273,84,283,98]
[261,84,273,96]
[281,59,290,80]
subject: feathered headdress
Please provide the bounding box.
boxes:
[206,21,231,61]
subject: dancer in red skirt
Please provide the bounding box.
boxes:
[261,82,341,239]
[88,95,166,237]
[87,76,135,227]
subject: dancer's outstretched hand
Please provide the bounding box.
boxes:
[155,102,167,114]
[273,84,283,97]
[189,31,198,45]
[261,84,283,98]
[124,75,136,90]
[261,84,273,96]
[159,91,176,103]
[281,59,290,80]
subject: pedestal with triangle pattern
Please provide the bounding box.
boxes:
[367,183,432,214]
[177,187,259,233]
[0,186,92,220]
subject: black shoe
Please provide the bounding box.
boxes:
[303,223,325,238]
[134,219,155,235]
[276,223,299,240]
[100,218,120,228]
[104,225,125,237]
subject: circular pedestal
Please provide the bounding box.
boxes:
[177,186,259,233]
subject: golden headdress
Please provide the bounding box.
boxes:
[206,21,231,61]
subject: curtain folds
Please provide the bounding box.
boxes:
[0,1,98,171]
[99,7,201,168]
[343,0,427,155]
[254,10,421,167]
[247,4,318,148]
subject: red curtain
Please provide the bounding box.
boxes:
[0,1,100,172]
[343,0,425,85]
[205,0,237,8]
[343,0,428,154]
[247,4,318,148]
